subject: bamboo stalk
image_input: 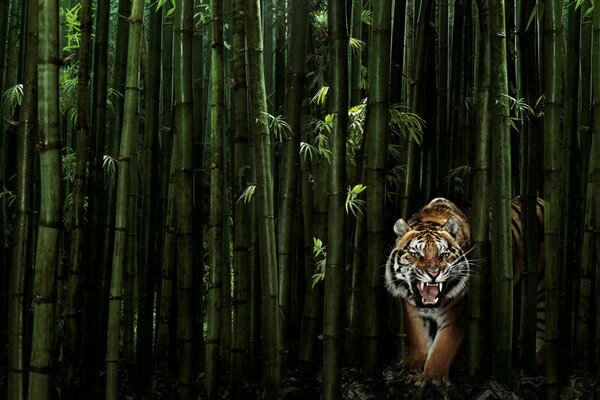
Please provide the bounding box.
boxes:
[246,0,283,395]
[543,0,565,394]
[64,0,92,395]
[574,2,593,371]
[8,3,36,398]
[467,0,491,377]
[231,0,250,389]
[83,0,110,385]
[104,0,144,397]
[488,0,513,383]
[278,0,308,358]
[28,1,62,398]
[323,0,348,396]
[206,0,225,396]
[363,0,392,378]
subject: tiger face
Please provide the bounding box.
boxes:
[385,217,470,308]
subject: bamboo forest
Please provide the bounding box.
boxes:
[0,0,599,399]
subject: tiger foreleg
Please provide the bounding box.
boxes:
[401,300,429,372]
[417,304,465,387]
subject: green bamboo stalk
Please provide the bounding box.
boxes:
[191,10,207,370]
[156,146,177,376]
[447,0,466,194]
[543,0,564,394]
[64,1,92,394]
[0,1,9,100]
[28,1,61,398]
[83,0,110,385]
[296,28,316,364]
[0,0,9,346]
[8,3,36,398]
[435,0,449,196]
[248,172,261,374]
[159,8,174,231]
[274,1,287,112]
[123,146,139,367]
[108,0,132,156]
[363,0,392,378]
[246,0,282,395]
[578,4,593,201]
[324,0,348,397]
[575,2,593,371]
[277,0,308,354]
[172,0,197,398]
[206,0,225,399]
[206,0,225,396]
[231,0,250,389]
[462,0,475,184]
[400,0,433,217]
[346,160,366,361]
[0,0,23,273]
[517,0,542,373]
[297,159,321,363]
[155,6,175,377]
[136,2,161,389]
[488,0,513,383]
[558,0,578,378]
[104,0,144,397]
[390,0,406,104]
[91,1,132,387]
[592,4,600,394]
[264,0,274,111]
[4,0,22,89]
[401,0,414,108]
[350,0,363,106]
[220,0,233,371]
[467,0,490,378]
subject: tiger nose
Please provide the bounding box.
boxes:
[427,268,440,278]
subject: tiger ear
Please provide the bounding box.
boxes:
[442,218,460,238]
[394,218,411,237]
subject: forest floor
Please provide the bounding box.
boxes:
[279,364,595,400]
[197,360,598,400]
[0,360,596,399]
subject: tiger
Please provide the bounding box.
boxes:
[384,197,544,387]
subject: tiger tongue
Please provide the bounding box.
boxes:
[420,285,440,303]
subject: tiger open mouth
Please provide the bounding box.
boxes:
[417,282,443,305]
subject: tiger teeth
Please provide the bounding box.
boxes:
[417,282,444,292]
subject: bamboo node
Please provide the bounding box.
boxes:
[33,293,56,304]
[29,365,53,374]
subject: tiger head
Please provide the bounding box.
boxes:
[385,217,470,308]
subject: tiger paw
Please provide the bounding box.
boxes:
[415,372,451,387]
[400,358,425,373]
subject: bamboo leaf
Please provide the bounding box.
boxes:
[310,237,327,288]
[361,9,373,25]
[300,141,319,162]
[310,86,329,105]
[261,111,292,142]
[237,184,257,204]
[1,84,23,120]
[345,184,367,217]
[102,155,120,189]
[0,187,15,209]
[525,3,539,31]
[349,37,366,55]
